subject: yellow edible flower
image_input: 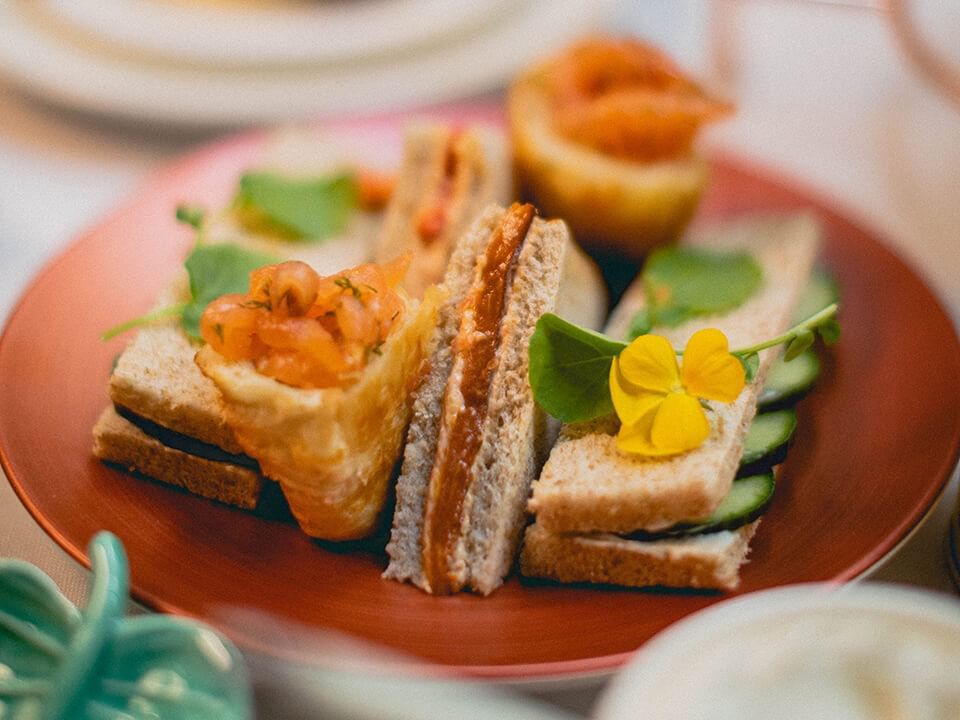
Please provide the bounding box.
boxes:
[609,328,746,456]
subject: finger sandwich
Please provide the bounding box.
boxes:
[521,214,821,590]
[384,203,607,595]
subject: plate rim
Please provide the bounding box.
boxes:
[2,108,959,682]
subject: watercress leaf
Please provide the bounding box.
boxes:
[175,204,206,230]
[649,303,692,329]
[181,244,281,339]
[818,318,842,345]
[626,308,652,340]
[785,329,815,361]
[236,171,358,241]
[644,247,763,318]
[736,352,760,383]
[528,313,627,424]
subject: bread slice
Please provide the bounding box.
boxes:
[521,520,759,591]
[384,203,607,595]
[374,124,511,299]
[527,215,820,535]
[109,278,246,453]
[92,406,264,509]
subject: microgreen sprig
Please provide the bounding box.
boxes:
[729,303,840,381]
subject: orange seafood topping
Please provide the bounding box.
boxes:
[414,133,460,243]
[357,168,397,211]
[200,255,410,389]
[545,37,733,162]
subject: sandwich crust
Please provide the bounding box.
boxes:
[92,406,264,509]
[520,520,759,591]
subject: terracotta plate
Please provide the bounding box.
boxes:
[2,108,959,680]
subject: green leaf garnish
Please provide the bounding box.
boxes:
[733,303,840,365]
[818,318,841,345]
[626,307,652,340]
[180,244,281,339]
[738,352,760,383]
[234,171,358,242]
[528,313,627,424]
[175,204,206,230]
[784,329,814,361]
[631,247,763,330]
[530,301,840,423]
[101,303,187,341]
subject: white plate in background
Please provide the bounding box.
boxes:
[31,0,515,67]
[0,0,611,127]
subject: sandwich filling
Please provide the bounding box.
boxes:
[415,133,460,243]
[113,404,260,471]
[420,202,535,594]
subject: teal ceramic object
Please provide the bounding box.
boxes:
[0,532,251,720]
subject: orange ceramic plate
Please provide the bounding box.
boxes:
[1,107,958,680]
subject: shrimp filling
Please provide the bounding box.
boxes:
[200,255,409,389]
[545,37,733,162]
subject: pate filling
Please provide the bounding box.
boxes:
[420,203,535,594]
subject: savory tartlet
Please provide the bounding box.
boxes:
[509,36,732,256]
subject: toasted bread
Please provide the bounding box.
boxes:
[92,406,264,509]
[522,520,759,591]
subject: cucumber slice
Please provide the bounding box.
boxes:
[758,349,820,409]
[793,268,840,323]
[625,473,775,540]
[739,409,797,476]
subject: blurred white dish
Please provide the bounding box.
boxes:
[0,0,610,127]
[32,0,514,67]
[597,583,960,720]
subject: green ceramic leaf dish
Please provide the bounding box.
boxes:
[0,532,251,720]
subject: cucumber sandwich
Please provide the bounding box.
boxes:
[521,215,827,590]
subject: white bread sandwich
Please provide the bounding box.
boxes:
[521,214,822,590]
[94,145,386,510]
[384,202,607,595]
[374,124,511,300]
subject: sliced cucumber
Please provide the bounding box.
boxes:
[625,473,775,540]
[739,409,797,476]
[793,268,840,323]
[758,349,820,409]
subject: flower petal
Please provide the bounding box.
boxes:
[680,328,746,402]
[610,357,663,425]
[649,391,711,454]
[615,404,664,456]
[618,334,680,393]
